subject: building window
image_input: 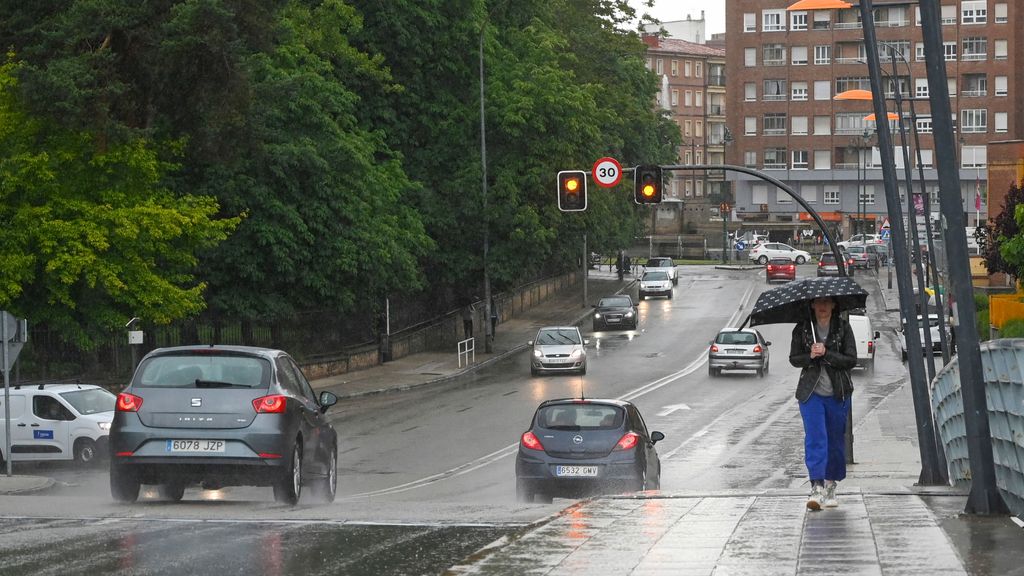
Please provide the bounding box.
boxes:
[696,121,703,137]
[835,113,866,135]
[752,184,768,204]
[776,188,792,204]
[764,148,787,169]
[791,46,808,66]
[961,109,987,133]
[656,59,664,74]
[762,10,786,31]
[762,44,786,66]
[791,116,808,135]
[814,150,831,170]
[696,91,703,107]
[670,90,679,106]
[915,78,929,98]
[670,60,678,76]
[995,3,1008,23]
[962,145,986,168]
[859,186,875,205]
[916,115,933,134]
[744,82,757,101]
[814,45,831,65]
[813,11,831,30]
[963,74,987,97]
[918,149,933,168]
[745,116,757,136]
[801,184,817,203]
[743,13,756,32]
[684,119,692,137]
[836,76,870,93]
[962,37,987,61]
[943,41,957,61]
[763,79,787,101]
[813,116,831,135]
[696,61,703,78]
[684,60,692,77]
[790,81,808,102]
[824,186,840,205]
[880,41,910,63]
[791,11,808,31]
[961,0,987,24]
[948,78,957,96]
[994,112,1008,133]
[744,48,756,67]
[763,113,787,135]
[684,150,692,164]
[744,151,757,168]
[994,40,1008,60]
[995,76,1008,96]
[792,150,809,169]
[941,5,956,24]
[915,42,925,61]
[814,80,831,100]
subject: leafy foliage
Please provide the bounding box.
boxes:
[980,181,1024,277]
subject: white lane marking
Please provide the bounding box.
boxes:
[1013,516,1024,529]
[657,404,692,417]
[341,276,758,499]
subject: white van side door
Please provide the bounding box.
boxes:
[21,394,73,461]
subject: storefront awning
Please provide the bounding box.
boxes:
[798,212,842,222]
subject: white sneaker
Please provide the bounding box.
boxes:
[823,482,839,508]
[806,485,823,511]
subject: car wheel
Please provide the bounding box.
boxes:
[530,366,539,377]
[516,479,534,503]
[310,444,337,503]
[639,294,645,301]
[74,438,98,466]
[273,441,303,505]
[757,368,764,378]
[901,350,907,362]
[579,364,587,375]
[592,322,600,332]
[110,461,140,503]
[758,256,768,265]
[796,256,806,265]
[157,482,186,502]
[672,277,678,286]
[667,292,673,300]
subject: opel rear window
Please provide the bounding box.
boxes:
[715,331,757,345]
[135,354,271,388]
[538,404,624,430]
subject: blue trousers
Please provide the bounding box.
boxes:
[799,393,850,482]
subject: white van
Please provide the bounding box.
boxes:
[0,384,115,465]
[848,315,880,372]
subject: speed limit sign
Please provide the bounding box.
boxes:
[591,157,623,188]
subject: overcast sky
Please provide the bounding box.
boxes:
[630,0,727,36]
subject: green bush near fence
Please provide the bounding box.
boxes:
[975,293,989,311]
[977,309,990,341]
[999,318,1024,338]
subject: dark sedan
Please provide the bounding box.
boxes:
[592,295,638,331]
[515,398,664,503]
[109,345,339,505]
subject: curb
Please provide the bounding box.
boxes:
[714,265,763,271]
[0,476,56,495]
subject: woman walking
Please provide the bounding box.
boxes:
[789,296,857,510]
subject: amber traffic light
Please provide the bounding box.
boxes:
[634,165,663,204]
[557,170,587,212]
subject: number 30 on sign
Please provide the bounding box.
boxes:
[592,157,623,188]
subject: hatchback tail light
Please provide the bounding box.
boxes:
[614,432,639,451]
[818,261,824,267]
[753,345,763,354]
[521,431,544,451]
[253,395,287,414]
[868,340,874,353]
[116,392,143,412]
[710,344,719,353]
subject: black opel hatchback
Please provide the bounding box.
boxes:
[515,398,664,503]
[110,345,338,505]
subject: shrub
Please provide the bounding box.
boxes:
[977,309,990,342]
[974,293,989,311]
[999,318,1024,338]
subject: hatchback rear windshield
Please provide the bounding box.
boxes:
[535,329,582,345]
[598,297,632,308]
[538,404,624,430]
[135,354,272,388]
[647,258,672,267]
[715,331,757,345]
[820,254,838,264]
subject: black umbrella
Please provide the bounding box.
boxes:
[746,276,868,328]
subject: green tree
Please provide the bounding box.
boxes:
[983,181,1024,278]
[0,58,238,347]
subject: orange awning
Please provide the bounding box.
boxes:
[864,112,900,121]
[799,212,843,222]
[787,0,852,11]
[834,89,873,101]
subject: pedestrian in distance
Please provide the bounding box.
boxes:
[789,296,857,511]
[490,297,498,336]
[462,301,475,340]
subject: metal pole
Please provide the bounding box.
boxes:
[722,212,727,264]
[858,0,943,485]
[2,316,10,476]
[479,18,493,354]
[919,0,1006,513]
[583,233,588,308]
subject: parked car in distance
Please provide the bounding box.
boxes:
[0,383,115,466]
[515,398,663,503]
[708,328,771,377]
[529,326,588,376]
[898,314,949,361]
[644,257,678,286]
[844,245,877,270]
[748,243,810,265]
[848,314,879,372]
[638,270,673,300]
[109,345,339,505]
[593,295,638,331]
[837,234,885,250]
[817,251,856,277]
[765,257,797,283]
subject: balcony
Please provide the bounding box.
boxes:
[763,59,786,67]
[708,105,725,116]
[962,53,987,61]
[763,163,787,170]
[962,89,987,97]
[763,94,786,101]
[834,21,863,30]
[763,128,787,136]
[708,74,726,87]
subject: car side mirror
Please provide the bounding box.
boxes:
[584,339,590,346]
[874,331,880,339]
[766,341,772,346]
[319,391,338,413]
[527,340,534,346]
[591,304,597,308]
[651,431,665,444]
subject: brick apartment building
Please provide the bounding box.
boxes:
[642,35,727,238]
[724,0,1022,244]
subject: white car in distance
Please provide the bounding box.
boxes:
[748,243,811,265]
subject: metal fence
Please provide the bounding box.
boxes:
[931,339,1024,518]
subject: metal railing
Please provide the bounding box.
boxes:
[932,339,1024,519]
[457,337,475,368]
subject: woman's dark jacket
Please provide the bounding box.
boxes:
[788,315,858,402]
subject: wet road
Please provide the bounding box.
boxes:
[0,266,911,574]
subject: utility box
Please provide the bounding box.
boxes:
[128,330,144,345]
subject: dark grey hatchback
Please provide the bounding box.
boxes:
[109,345,338,505]
[515,399,664,503]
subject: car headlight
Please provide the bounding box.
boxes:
[624,311,634,317]
[571,349,583,359]
[98,422,111,431]
[594,313,602,318]
[534,349,543,358]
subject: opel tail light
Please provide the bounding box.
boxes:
[614,432,639,451]
[753,345,763,353]
[710,344,719,352]
[521,431,544,451]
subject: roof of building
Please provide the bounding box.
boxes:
[642,35,725,58]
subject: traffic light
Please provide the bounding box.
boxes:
[634,165,663,204]
[557,170,587,212]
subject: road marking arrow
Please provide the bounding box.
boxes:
[657,403,691,417]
